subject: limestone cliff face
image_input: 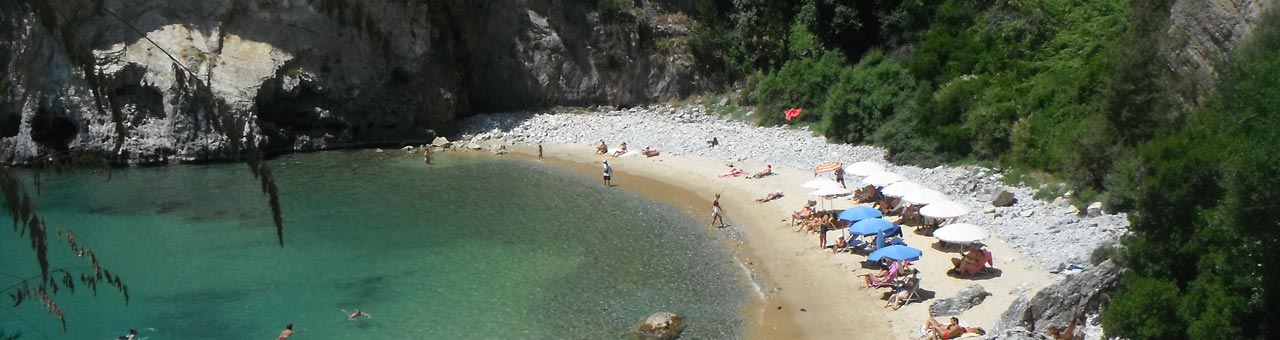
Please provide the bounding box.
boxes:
[1165,0,1278,105]
[0,0,699,164]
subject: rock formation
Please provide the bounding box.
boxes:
[1165,0,1279,105]
[997,260,1124,337]
[634,311,685,340]
[929,284,992,317]
[0,0,701,164]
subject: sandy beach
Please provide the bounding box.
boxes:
[487,143,1053,339]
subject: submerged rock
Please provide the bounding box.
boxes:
[634,312,685,340]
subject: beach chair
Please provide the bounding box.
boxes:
[866,261,902,289]
[888,276,921,309]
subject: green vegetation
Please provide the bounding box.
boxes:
[685,0,1279,338]
[1100,9,1280,338]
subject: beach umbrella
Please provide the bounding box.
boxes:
[861,172,906,187]
[848,218,896,236]
[868,245,923,262]
[934,223,989,244]
[902,189,948,205]
[808,186,852,197]
[837,206,883,222]
[920,201,971,219]
[801,178,844,190]
[881,181,925,198]
[844,161,885,177]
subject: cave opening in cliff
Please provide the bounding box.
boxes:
[30,104,77,152]
[254,83,344,150]
[0,101,18,138]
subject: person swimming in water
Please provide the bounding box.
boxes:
[277,324,293,340]
[347,308,372,320]
[117,328,138,340]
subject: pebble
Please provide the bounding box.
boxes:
[456,105,1131,270]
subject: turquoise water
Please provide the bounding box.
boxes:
[1,151,746,339]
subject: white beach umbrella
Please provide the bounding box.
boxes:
[902,189,948,205]
[801,178,844,190]
[861,172,906,187]
[808,186,852,197]
[844,161,885,177]
[881,181,925,198]
[934,223,989,244]
[920,201,971,219]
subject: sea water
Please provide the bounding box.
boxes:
[0,151,746,339]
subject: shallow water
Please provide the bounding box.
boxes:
[0,151,746,339]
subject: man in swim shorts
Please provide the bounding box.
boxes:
[602,160,613,186]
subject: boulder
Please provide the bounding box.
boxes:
[997,260,1124,336]
[992,189,1017,207]
[1052,197,1071,208]
[431,137,451,147]
[1086,202,1103,218]
[929,284,992,316]
[634,312,686,340]
[985,329,1052,340]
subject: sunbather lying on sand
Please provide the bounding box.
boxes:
[755,190,784,202]
[719,168,746,178]
[922,316,984,340]
[747,164,773,179]
[642,146,660,157]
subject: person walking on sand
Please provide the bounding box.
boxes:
[537,143,543,160]
[602,160,613,186]
[710,193,726,228]
[277,324,294,340]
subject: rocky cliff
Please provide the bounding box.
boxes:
[0,0,700,164]
[1165,0,1278,105]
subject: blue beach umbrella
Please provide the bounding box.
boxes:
[867,245,923,262]
[837,206,883,223]
[848,218,896,236]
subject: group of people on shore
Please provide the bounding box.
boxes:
[596,140,659,158]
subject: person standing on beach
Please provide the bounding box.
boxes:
[834,165,846,188]
[602,160,613,186]
[423,147,431,165]
[710,193,726,228]
[537,144,543,160]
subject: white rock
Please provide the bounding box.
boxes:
[1086,202,1104,218]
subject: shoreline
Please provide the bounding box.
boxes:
[459,142,1056,339]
